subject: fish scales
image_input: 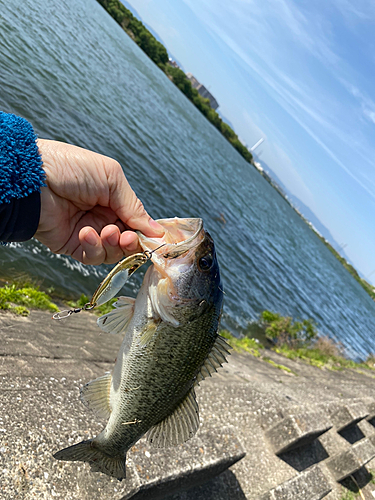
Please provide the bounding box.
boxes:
[53,217,229,480]
[107,305,219,450]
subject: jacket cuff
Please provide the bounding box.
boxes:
[0,191,41,242]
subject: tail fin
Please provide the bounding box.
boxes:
[53,440,126,480]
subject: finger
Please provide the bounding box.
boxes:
[100,225,125,264]
[119,230,142,254]
[77,227,106,265]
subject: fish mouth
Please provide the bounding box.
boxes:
[138,218,204,259]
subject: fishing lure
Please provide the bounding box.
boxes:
[53,245,165,320]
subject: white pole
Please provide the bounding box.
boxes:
[250,138,264,152]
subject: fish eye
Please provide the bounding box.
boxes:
[198,253,214,271]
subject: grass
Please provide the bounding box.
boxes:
[220,330,296,375]
[0,274,123,318]
[0,281,119,318]
[340,491,358,500]
[257,310,375,372]
[0,283,59,316]
[339,472,374,500]
[274,344,352,370]
[274,340,375,373]
[221,310,375,375]
[262,356,295,374]
[220,330,263,357]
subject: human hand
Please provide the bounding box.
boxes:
[34,139,164,265]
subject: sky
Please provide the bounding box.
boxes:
[125,0,375,283]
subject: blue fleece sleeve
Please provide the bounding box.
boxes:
[0,112,46,241]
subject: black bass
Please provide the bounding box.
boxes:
[53,217,229,480]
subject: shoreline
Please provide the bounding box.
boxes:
[1,276,373,367]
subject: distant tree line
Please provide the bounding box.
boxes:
[96,0,253,165]
[317,237,375,301]
[97,0,168,66]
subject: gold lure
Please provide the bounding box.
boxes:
[52,250,162,320]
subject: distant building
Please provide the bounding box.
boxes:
[186,73,199,88]
[186,73,219,110]
[254,161,263,173]
[168,58,180,69]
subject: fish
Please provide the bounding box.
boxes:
[53,217,230,480]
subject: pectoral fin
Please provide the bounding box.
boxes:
[146,388,199,448]
[80,372,112,419]
[139,319,160,346]
[97,296,135,335]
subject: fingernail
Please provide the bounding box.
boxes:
[108,231,118,247]
[84,230,97,246]
[149,219,164,234]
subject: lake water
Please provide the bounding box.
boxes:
[0,0,374,360]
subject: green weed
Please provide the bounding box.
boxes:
[223,310,375,373]
[220,330,263,357]
[340,491,358,500]
[262,356,296,375]
[220,330,296,374]
[260,310,317,347]
[0,283,59,316]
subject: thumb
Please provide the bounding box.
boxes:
[124,198,165,237]
[109,166,164,237]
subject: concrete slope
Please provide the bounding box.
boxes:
[2,310,375,499]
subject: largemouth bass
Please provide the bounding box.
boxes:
[53,217,229,480]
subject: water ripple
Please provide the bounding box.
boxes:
[0,0,375,359]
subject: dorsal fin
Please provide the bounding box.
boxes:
[80,372,112,419]
[146,387,199,448]
[97,296,135,335]
[195,334,232,385]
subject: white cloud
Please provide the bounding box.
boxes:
[182,0,375,200]
[349,86,375,125]
[330,0,375,21]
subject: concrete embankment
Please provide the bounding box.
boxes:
[1,310,375,499]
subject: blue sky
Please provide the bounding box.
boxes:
[125,0,375,283]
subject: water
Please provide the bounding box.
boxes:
[1,0,374,360]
